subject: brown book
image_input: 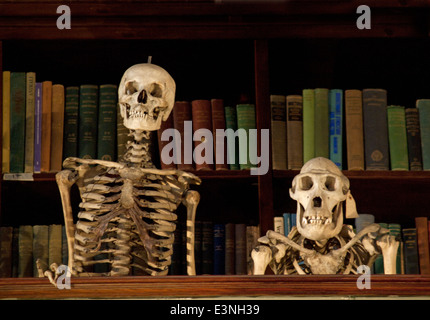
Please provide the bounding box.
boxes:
[415,217,430,274]
[191,99,213,170]
[41,81,52,172]
[0,227,13,277]
[345,89,365,170]
[211,99,228,170]
[50,84,65,172]
[157,111,176,169]
[286,95,303,170]
[173,101,193,171]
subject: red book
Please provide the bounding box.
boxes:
[173,101,193,171]
[192,99,213,171]
[211,99,228,170]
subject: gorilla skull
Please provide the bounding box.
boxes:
[289,157,350,242]
[118,63,176,131]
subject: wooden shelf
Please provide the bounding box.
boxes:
[1,275,430,299]
[273,170,430,180]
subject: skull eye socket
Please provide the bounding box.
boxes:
[300,176,313,191]
[125,81,138,95]
[149,83,163,98]
[325,176,336,191]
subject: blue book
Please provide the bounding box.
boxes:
[213,224,225,275]
[329,89,343,169]
[291,213,297,229]
[283,213,291,236]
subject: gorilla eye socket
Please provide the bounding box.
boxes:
[150,83,163,98]
[125,81,138,95]
[300,176,313,191]
[325,176,336,191]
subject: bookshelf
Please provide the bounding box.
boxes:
[1,0,430,298]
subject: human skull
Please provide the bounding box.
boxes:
[289,157,350,241]
[118,63,176,131]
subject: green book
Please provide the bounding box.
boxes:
[78,84,98,159]
[374,222,388,274]
[63,86,79,159]
[97,84,117,161]
[18,225,33,277]
[302,89,315,163]
[24,72,36,173]
[224,105,239,170]
[314,88,330,158]
[10,72,26,173]
[33,225,49,277]
[389,223,402,274]
[236,104,256,170]
[417,99,430,170]
[48,224,63,267]
[387,105,409,170]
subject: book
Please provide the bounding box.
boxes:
[286,95,303,170]
[194,220,202,274]
[97,84,117,161]
[33,225,49,277]
[63,86,79,160]
[405,108,423,171]
[2,71,11,173]
[235,223,247,275]
[173,101,193,171]
[345,89,364,170]
[213,224,225,275]
[201,221,214,274]
[274,216,284,234]
[236,104,257,170]
[18,225,33,277]
[116,106,131,161]
[387,106,409,170]
[0,226,13,277]
[329,89,343,169]
[417,99,430,170]
[362,89,389,170]
[224,105,239,170]
[24,72,36,173]
[374,222,388,274]
[225,223,235,275]
[283,213,292,236]
[246,225,259,274]
[48,224,63,267]
[33,83,43,173]
[192,99,213,170]
[157,111,176,169]
[302,89,315,163]
[270,95,287,170]
[211,99,229,170]
[10,72,26,173]
[415,217,430,274]
[41,81,53,172]
[402,228,420,274]
[50,84,65,172]
[78,84,99,159]
[314,88,329,158]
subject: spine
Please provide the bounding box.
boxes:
[270,95,287,170]
[345,89,365,170]
[417,99,430,170]
[329,89,343,169]
[50,84,65,172]
[2,71,11,174]
[286,95,303,170]
[302,89,315,163]
[224,105,239,170]
[97,84,117,161]
[387,105,409,170]
[192,100,213,170]
[24,72,36,173]
[212,99,229,170]
[33,83,43,173]
[213,224,225,275]
[41,81,52,172]
[63,86,79,159]
[234,223,247,275]
[225,223,235,275]
[415,217,430,274]
[405,108,423,171]
[78,84,99,159]
[402,228,420,274]
[236,104,256,170]
[314,88,329,158]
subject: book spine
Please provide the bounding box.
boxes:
[32,225,49,277]
[213,224,225,275]
[224,105,239,170]
[48,225,63,267]
[79,85,99,159]
[192,100,213,170]
[402,228,420,274]
[314,88,329,158]
[345,89,365,170]
[33,83,43,173]
[18,225,33,277]
[41,81,52,172]
[387,105,409,170]
[63,86,79,159]
[2,71,11,174]
[0,226,13,277]
[9,72,26,173]
[212,99,229,170]
[201,221,214,274]
[417,99,430,170]
[270,95,287,170]
[286,95,303,170]
[329,89,343,169]
[97,84,117,161]
[283,213,292,236]
[173,101,193,171]
[50,84,65,172]
[362,89,389,170]
[235,223,247,275]
[302,89,315,163]
[116,107,131,161]
[415,217,430,274]
[405,108,423,171]
[24,72,36,173]
[236,104,256,170]
[274,216,284,234]
[225,223,235,275]
[194,220,202,275]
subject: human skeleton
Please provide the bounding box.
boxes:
[252,157,400,275]
[39,63,201,284]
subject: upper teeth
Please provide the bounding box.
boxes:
[302,216,332,225]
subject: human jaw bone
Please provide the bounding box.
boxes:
[289,157,350,242]
[118,63,175,132]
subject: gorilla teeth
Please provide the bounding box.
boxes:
[302,216,332,225]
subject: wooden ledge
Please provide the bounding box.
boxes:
[1,275,430,299]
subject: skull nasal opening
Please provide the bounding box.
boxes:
[138,90,147,104]
[313,197,322,208]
